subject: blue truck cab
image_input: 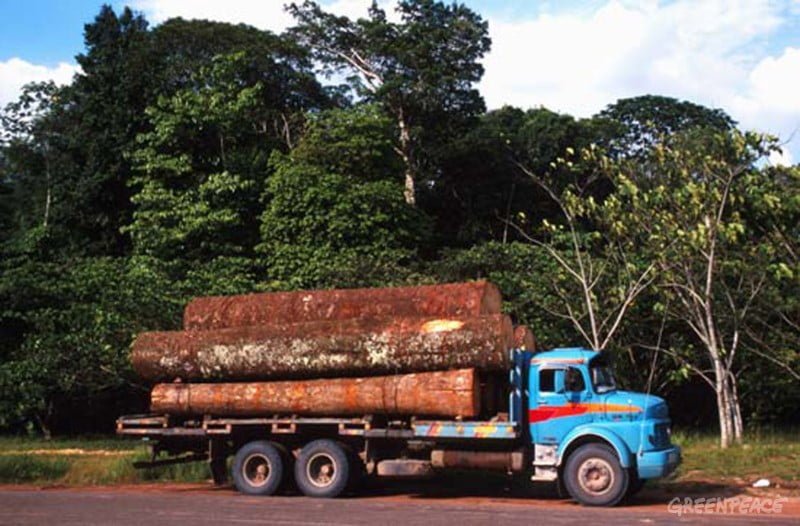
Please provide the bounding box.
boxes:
[517,347,680,504]
[413,347,681,506]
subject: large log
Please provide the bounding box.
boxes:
[183,281,502,331]
[150,368,479,418]
[513,325,536,350]
[132,315,513,382]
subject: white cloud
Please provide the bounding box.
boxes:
[130,0,294,32]
[748,47,800,113]
[480,0,800,162]
[480,0,782,111]
[129,0,397,31]
[769,147,793,166]
[731,46,800,149]
[0,58,79,107]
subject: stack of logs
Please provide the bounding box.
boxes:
[132,281,536,419]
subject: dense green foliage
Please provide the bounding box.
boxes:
[0,3,797,440]
[259,105,431,288]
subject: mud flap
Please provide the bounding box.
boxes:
[209,439,228,485]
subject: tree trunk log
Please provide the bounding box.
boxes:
[513,325,536,350]
[150,368,480,418]
[183,281,502,331]
[133,314,513,382]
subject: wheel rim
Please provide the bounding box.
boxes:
[306,452,337,488]
[242,453,271,487]
[577,457,614,496]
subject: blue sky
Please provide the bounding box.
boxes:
[0,0,111,66]
[1,0,799,164]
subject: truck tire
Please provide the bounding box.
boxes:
[294,439,351,498]
[232,441,285,496]
[563,443,628,506]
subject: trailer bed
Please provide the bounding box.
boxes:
[116,414,518,441]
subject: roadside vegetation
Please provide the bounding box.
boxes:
[671,430,800,486]
[0,437,207,484]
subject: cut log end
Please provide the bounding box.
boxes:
[513,325,536,350]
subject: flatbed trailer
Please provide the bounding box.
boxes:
[117,349,680,506]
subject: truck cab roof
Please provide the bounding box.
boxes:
[530,347,600,365]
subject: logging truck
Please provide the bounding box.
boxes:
[117,347,681,507]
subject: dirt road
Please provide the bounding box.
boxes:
[0,483,797,525]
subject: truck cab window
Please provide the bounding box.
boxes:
[539,369,556,392]
[591,361,617,394]
[565,367,585,392]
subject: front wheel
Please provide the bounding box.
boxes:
[563,443,628,506]
[294,439,351,498]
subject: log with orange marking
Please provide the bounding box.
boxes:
[150,368,480,418]
[183,281,502,331]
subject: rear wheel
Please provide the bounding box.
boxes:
[563,444,628,506]
[231,441,285,496]
[294,439,351,498]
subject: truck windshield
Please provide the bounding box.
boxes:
[591,364,617,393]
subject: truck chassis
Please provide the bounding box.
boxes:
[118,412,525,497]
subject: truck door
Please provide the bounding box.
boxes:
[529,365,594,445]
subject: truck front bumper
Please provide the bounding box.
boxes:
[637,445,681,480]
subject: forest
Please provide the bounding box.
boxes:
[0,1,798,448]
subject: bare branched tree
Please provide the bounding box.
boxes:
[507,156,656,351]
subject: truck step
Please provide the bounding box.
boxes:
[376,460,434,478]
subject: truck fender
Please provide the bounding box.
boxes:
[556,426,633,468]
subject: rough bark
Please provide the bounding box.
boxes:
[133,314,514,382]
[712,355,744,448]
[150,368,480,418]
[183,281,502,331]
[513,325,536,350]
[396,106,416,206]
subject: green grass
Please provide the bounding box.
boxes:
[0,437,209,485]
[0,455,71,483]
[670,428,800,484]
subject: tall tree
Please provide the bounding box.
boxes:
[508,146,656,352]
[596,95,736,157]
[604,129,786,447]
[128,53,277,265]
[0,82,66,237]
[64,5,153,254]
[429,106,606,246]
[289,0,491,205]
[150,17,332,115]
[259,105,431,288]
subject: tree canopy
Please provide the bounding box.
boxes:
[289,0,491,204]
